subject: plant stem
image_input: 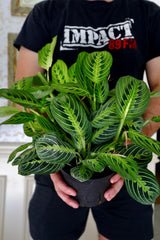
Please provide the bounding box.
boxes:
[93,83,97,112]
[76,96,90,115]
[114,117,125,143]
[38,72,47,85]
[30,109,40,116]
[45,107,54,122]
[142,118,151,128]
[47,70,50,84]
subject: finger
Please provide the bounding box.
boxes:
[104,177,124,201]
[50,172,77,196]
[57,190,79,209]
[110,173,122,184]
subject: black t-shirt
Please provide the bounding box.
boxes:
[14,0,160,187]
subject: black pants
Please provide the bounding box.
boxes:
[29,183,153,240]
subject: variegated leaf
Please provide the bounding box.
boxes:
[51,59,69,84]
[75,52,93,94]
[30,86,54,99]
[70,165,93,182]
[50,94,92,149]
[35,132,76,164]
[83,158,107,172]
[51,83,90,97]
[98,153,138,180]
[128,129,160,156]
[124,116,144,132]
[0,106,20,117]
[12,147,37,166]
[8,143,32,163]
[116,144,152,167]
[0,89,43,109]
[92,124,118,144]
[91,97,120,128]
[0,112,35,125]
[83,51,113,83]
[95,79,109,104]
[125,168,160,204]
[18,160,64,176]
[38,36,57,71]
[115,76,150,120]
[68,63,77,83]
[11,76,33,90]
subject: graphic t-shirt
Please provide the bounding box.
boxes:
[14,0,160,186]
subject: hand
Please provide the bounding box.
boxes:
[104,173,124,201]
[50,172,79,209]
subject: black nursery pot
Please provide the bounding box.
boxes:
[60,167,115,207]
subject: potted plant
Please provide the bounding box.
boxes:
[0,36,160,207]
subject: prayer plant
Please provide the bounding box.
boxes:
[0,36,160,204]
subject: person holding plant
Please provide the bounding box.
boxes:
[13,0,160,239]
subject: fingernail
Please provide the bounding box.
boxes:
[73,204,79,209]
[105,193,111,201]
[70,191,76,196]
[110,178,116,184]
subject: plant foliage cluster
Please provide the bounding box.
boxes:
[0,36,160,204]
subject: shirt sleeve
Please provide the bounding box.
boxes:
[14,1,52,52]
[147,7,160,61]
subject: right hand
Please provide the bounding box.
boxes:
[50,172,79,209]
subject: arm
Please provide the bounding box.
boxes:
[15,46,45,81]
[16,46,79,208]
[142,56,160,137]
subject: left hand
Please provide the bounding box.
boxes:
[104,173,124,201]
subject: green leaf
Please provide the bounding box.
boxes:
[151,116,160,122]
[0,112,35,125]
[108,89,116,97]
[125,168,160,204]
[38,36,57,71]
[0,106,20,117]
[51,83,90,97]
[68,63,77,83]
[83,158,107,172]
[91,97,120,128]
[83,51,113,83]
[18,160,64,176]
[75,52,92,93]
[35,132,76,164]
[124,116,144,132]
[23,120,43,137]
[150,90,160,98]
[128,129,160,156]
[12,147,37,165]
[0,89,43,109]
[92,124,118,144]
[51,59,69,84]
[95,79,109,104]
[11,76,33,90]
[70,165,93,182]
[35,72,48,86]
[36,115,56,132]
[116,144,152,167]
[115,76,150,120]
[99,153,138,180]
[50,94,92,149]
[8,142,32,163]
[30,86,54,99]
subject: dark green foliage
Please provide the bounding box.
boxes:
[1,37,160,204]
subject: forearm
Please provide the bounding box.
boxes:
[142,96,160,137]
